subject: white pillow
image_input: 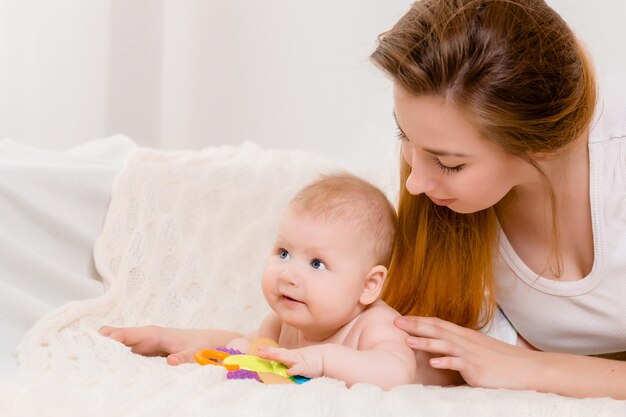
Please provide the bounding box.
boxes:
[92,142,351,332]
[0,135,136,377]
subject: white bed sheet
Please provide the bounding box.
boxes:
[0,135,136,377]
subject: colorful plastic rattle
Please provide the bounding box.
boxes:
[194,347,310,384]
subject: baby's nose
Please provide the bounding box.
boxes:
[278,265,299,286]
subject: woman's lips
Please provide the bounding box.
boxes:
[428,195,457,206]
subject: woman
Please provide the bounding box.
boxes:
[372,0,626,399]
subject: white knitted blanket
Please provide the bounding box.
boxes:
[3,143,625,417]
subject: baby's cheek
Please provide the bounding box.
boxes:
[261,278,272,295]
[260,271,274,300]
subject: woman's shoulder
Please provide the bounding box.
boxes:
[590,73,626,144]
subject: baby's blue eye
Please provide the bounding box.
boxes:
[278,249,290,260]
[311,259,327,270]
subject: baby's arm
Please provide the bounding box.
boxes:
[225,312,282,353]
[99,325,243,365]
[258,309,417,389]
[99,313,282,364]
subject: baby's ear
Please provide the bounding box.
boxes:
[359,265,388,306]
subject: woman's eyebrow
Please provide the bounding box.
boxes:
[393,110,471,158]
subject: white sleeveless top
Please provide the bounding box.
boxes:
[494,75,626,355]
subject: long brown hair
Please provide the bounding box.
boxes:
[371,0,597,328]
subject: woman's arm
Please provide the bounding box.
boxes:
[395,316,626,399]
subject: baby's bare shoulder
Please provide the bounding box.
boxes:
[359,300,401,323]
[353,301,416,376]
[355,300,406,344]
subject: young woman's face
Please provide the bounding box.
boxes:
[393,85,530,213]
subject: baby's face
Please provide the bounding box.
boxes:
[261,208,376,339]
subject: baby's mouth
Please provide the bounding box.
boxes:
[281,294,305,305]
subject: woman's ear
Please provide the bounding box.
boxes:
[359,265,388,306]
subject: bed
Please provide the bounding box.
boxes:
[1,136,624,416]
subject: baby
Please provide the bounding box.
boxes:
[102,173,417,389]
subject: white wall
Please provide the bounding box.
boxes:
[548,0,626,84]
[0,1,625,162]
[158,0,406,168]
[0,0,110,150]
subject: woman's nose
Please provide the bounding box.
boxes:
[405,157,436,196]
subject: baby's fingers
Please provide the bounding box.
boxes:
[285,362,308,377]
[167,349,196,366]
[99,325,112,335]
[257,346,296,366]
[99,325,168,356]
[99,326,129,344]
[257,347,311,377]
[98,325,116,338]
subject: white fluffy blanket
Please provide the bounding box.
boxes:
[3,143,625,417]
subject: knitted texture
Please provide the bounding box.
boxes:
[15,142,338,369]
[6,142,626,417]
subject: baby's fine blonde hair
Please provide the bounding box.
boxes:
[289,173,397,267]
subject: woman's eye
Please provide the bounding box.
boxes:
[395,127,408,142]
[278,249,290,260]
[435,159,465,174]
[310,259,327,270]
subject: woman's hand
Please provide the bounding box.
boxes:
[395,316,539,391]
[396,316,626,399]
[99,325,241,366]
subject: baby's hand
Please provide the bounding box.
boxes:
[225,337,251,354]
[257,345,325,378]
[99,325,208,366]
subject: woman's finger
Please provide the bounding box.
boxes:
[406,336,465,357]
[396,316,496,350]
[395,316,469,343]
[429,356,468,373]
